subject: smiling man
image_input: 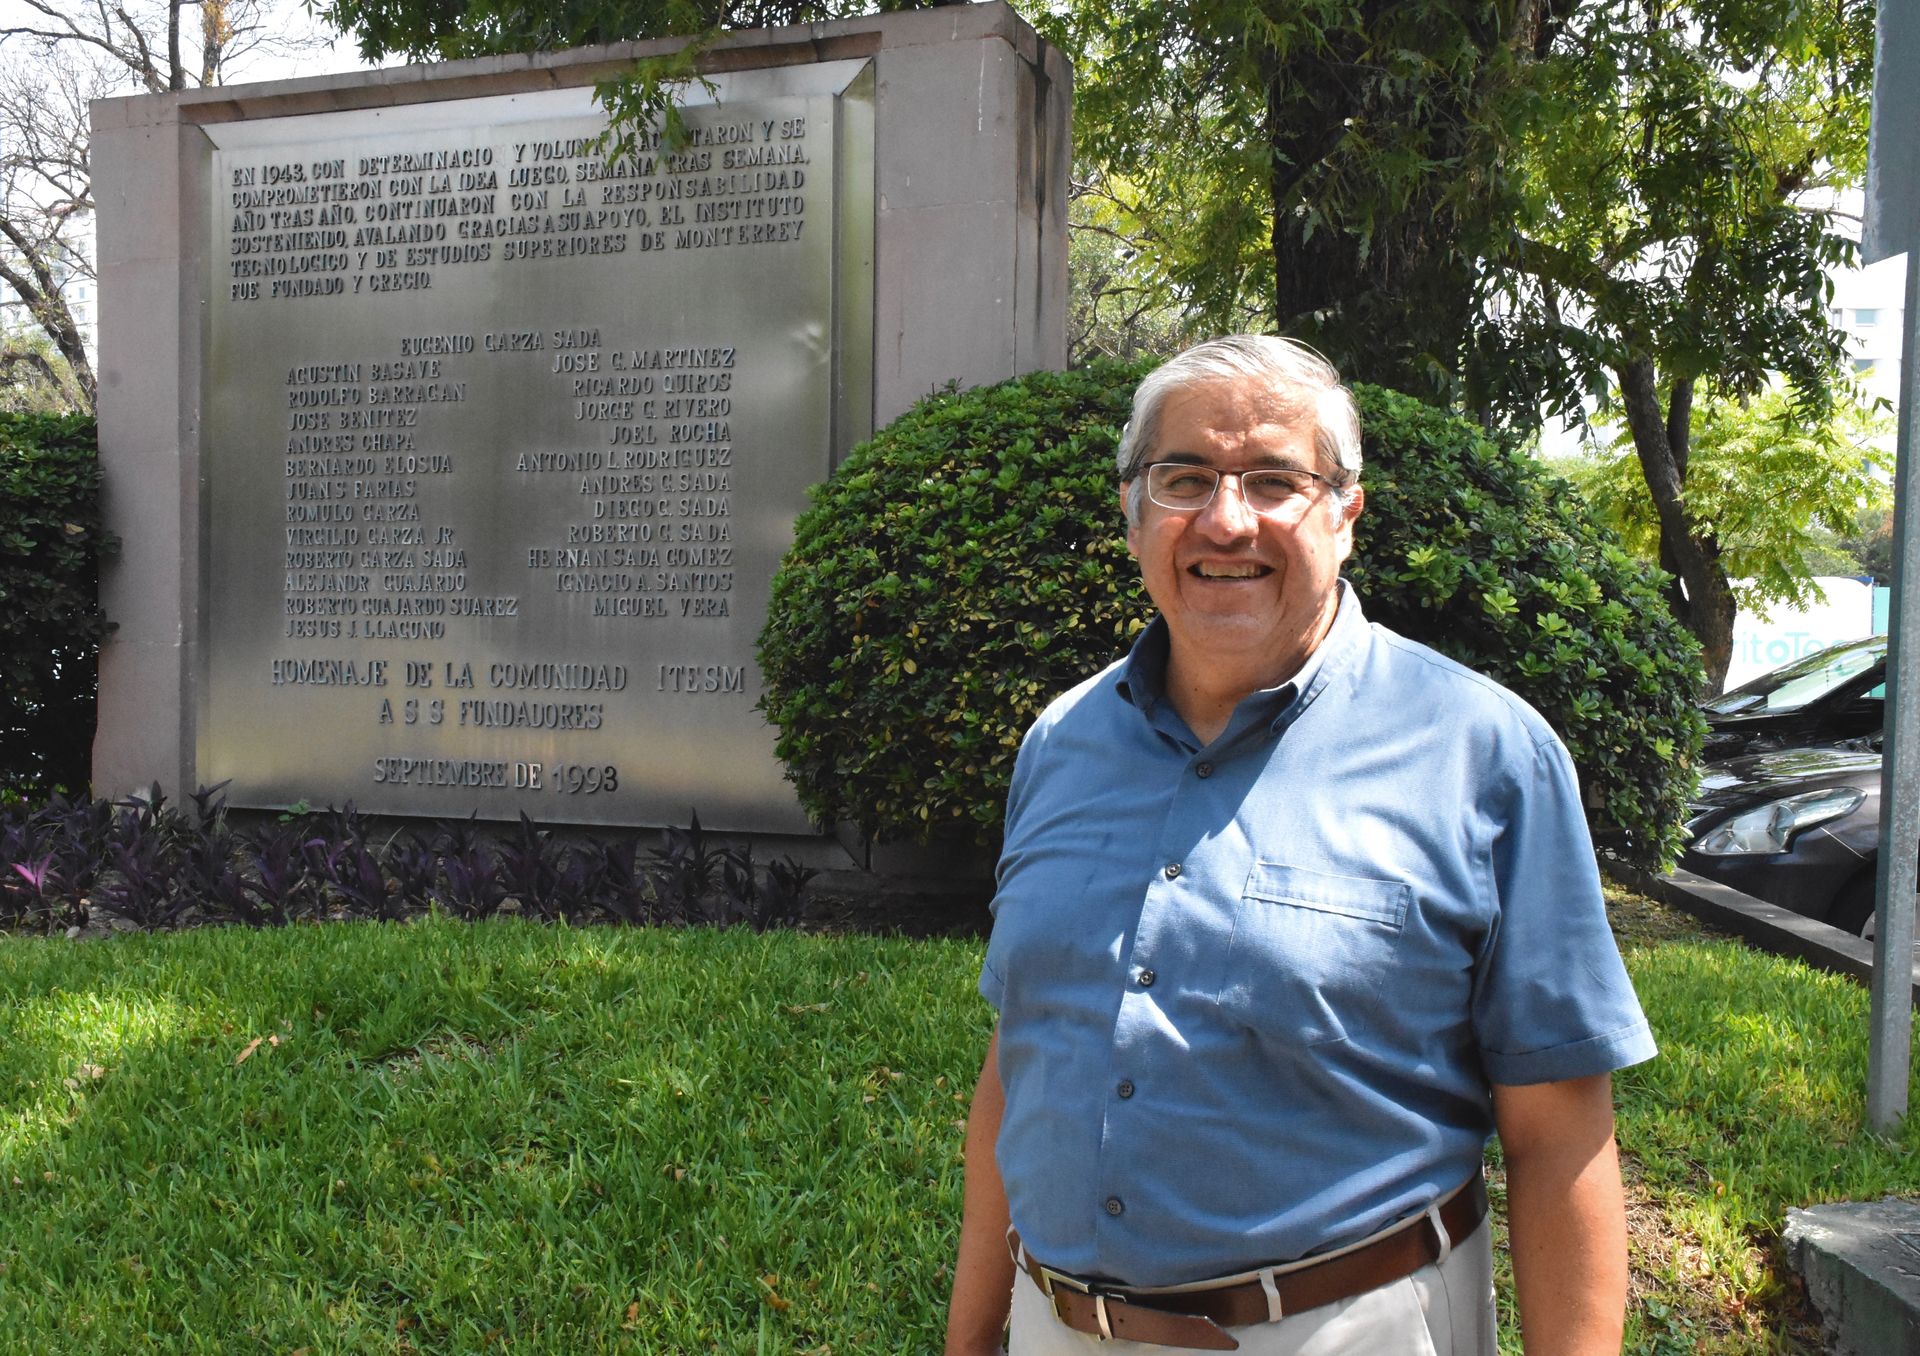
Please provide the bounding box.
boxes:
[945,336,1656,1355]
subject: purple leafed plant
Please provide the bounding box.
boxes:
[0,786,821,938]
[241,825,317,927]
[101,809,185,929]
[756,856,819,933]
[384,831,440,914]
[437,818,505,921]
[579,838,652,927]
[324,835,397,921]
[3,851,57,929]
[498,812,565,920]
[649,810,718,925]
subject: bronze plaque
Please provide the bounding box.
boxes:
[201,63,874,829]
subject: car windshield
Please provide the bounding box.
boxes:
[1705,636,1887,716]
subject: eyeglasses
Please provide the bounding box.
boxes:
[1140,462,1337,515]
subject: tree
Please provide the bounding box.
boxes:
[0,0,322,414]
[1044,0,1872,689]
[1041,0,1543,395]
[1836,503,1894,586]
[0,328,85,413]
[1469,0,1873,687]
[1552,386,1891,625]
[313,0,940,69]
[1065,167,1210,367]
[0,41,100,410]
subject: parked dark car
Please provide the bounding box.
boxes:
[1701,634,1885,759]
[1679,737,1883,935]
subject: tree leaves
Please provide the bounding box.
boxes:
[0,412,110,793]
[1559,385,1893,618]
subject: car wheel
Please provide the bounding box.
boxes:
[1832,874,1920,941]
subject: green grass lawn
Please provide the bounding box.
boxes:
[0,893,1915,1353]
[1603,891,1920,1354]
[0,921,988,1353]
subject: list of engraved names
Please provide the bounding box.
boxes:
[279,339,740,641]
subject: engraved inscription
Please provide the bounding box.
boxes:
[206,74,852,828]
[225,113,816,304]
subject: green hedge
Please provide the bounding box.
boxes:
[758,362,1704,870]
[1344,387,1705,869]
[761,365,1147,843]
[0,413,110,793]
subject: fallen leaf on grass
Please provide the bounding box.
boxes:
[759,1274,791,1311]
[782,1003,830,1016]
[64,1063,107,1091]
[234,1034,284,1066]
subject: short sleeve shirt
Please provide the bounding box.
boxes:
[979,585,1656,1287]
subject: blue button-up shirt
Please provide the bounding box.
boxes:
[980,585,1657,1286]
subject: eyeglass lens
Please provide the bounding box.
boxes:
[1146,464,1318,512]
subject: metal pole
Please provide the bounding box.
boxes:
[1867,254,1920,1131]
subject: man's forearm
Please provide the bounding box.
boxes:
[1495,1075,1630,1355]
[946,1030,1013,1356]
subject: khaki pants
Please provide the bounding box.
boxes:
[1007,1219,1496,1356]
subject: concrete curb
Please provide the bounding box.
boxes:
[1608,860,1920,1004]
[1785,1200,1920,1356]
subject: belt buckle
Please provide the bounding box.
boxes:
[1036,1262,1090,1305]
[1036,1267,1119,1341]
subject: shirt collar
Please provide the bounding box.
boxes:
[1114,580,1368,737]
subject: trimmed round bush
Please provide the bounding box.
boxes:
[758,364,1704,870]
[1344,387,1705,867]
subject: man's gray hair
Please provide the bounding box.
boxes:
[1116,335,1362,523]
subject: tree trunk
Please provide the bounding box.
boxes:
[1258,0,1499,396]
[0,219,96,410]
[167,0,184,90]
[1617,359,1733,689]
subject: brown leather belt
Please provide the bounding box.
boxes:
[1013,1174,1488,1350]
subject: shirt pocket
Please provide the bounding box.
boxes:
[1216,862,1411,1047]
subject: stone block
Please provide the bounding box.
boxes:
[90,3,1069,832]
[1786,1199,1920,1356]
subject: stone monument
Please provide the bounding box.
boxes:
[91,3,1068,833]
